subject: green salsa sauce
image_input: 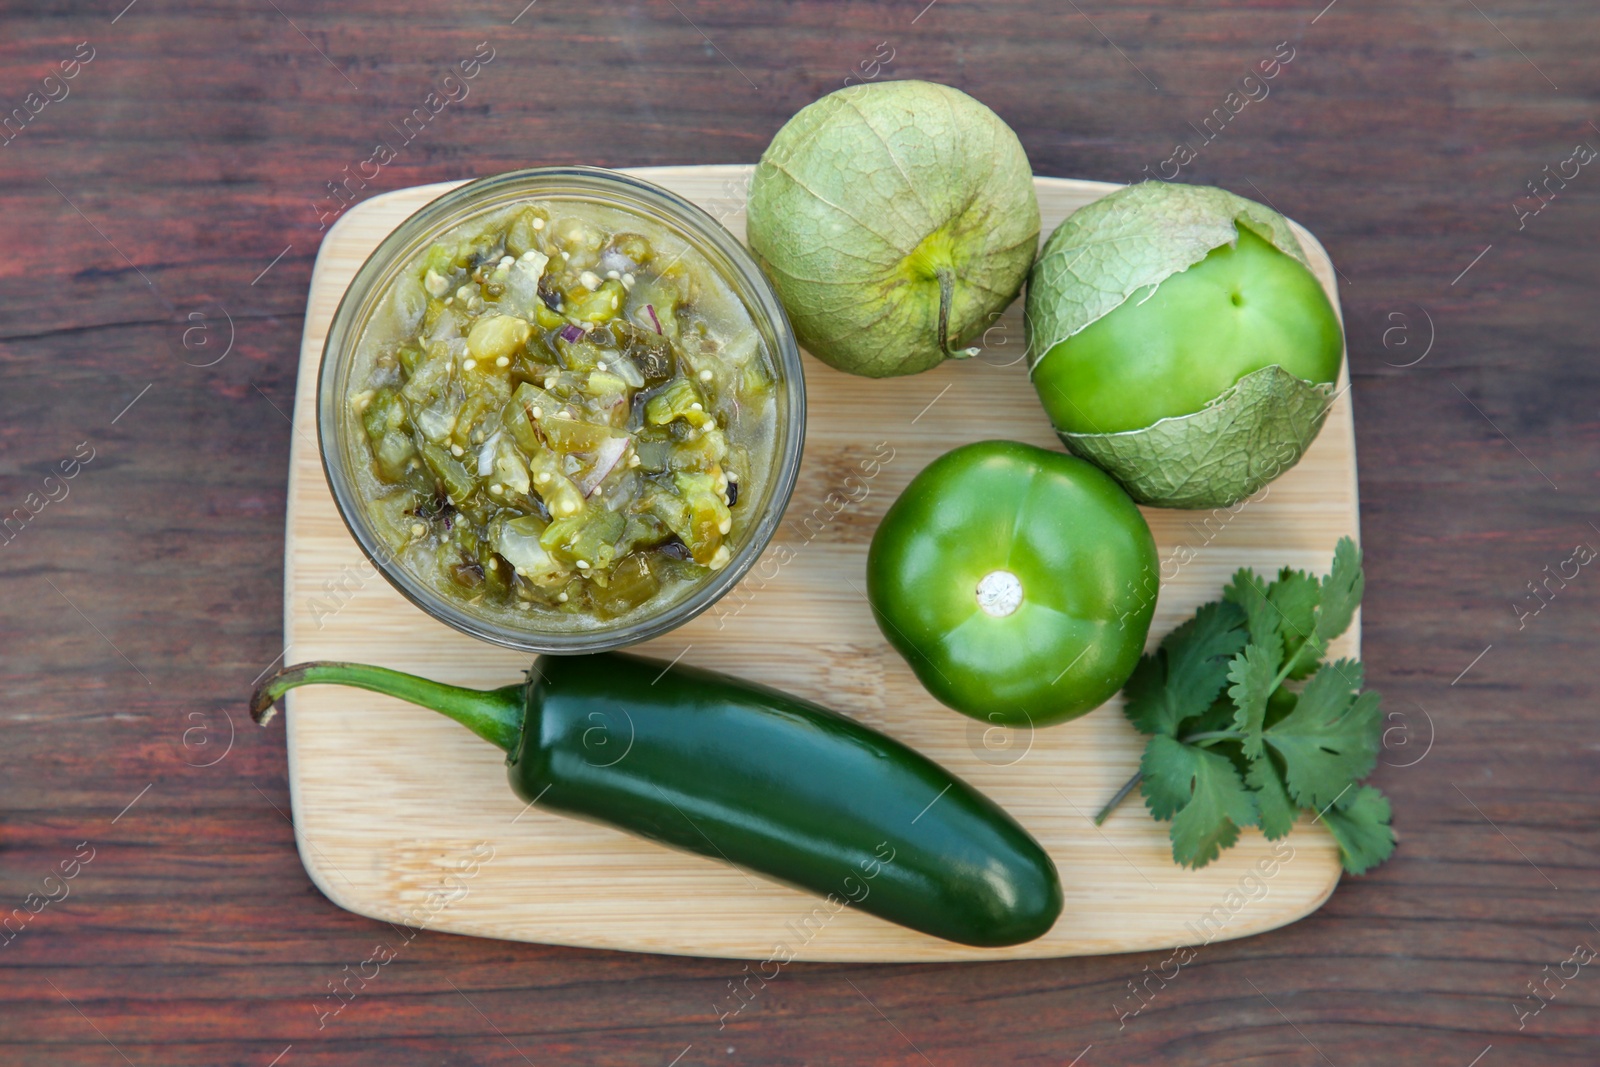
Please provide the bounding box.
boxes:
[346,199,778,629]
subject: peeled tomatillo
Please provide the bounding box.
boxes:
[1035,229,1342,434]
[867,441,1159,727]
[1025,182,1346,510]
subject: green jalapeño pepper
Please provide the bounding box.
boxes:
[252,651,1062,948]
[867,440,1159,727]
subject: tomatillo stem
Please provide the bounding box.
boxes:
[251,661,524,754]
[934,267,978,360]
[975,569,1024,617]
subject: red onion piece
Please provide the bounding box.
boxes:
[559,323,584,343]
[576,435,630,496]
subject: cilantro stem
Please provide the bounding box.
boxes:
[1091,728,1246,824]
[1267,636,1326,695]
[1092,772,1142,826]
[1180,729,1242,744]
[1268,658,1299,696]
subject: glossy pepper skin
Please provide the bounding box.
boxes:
[868,440,1159,727]
[252,651,1062,948]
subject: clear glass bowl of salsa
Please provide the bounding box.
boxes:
[319,167,805,653]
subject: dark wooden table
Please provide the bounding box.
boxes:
[2,1,1595,1063]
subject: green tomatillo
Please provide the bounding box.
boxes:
[747,80,1040,378]
[1026,182,1345,509]
[867,440,1159,727]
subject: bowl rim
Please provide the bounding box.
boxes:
[316,165,806,653]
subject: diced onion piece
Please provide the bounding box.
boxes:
[477,431,502,476]
[413,403,457,443]
[722,329,759,366]
[494,438,531,494]
[612,357,646,389]
[576,435,631,496]
[495,517,568,587]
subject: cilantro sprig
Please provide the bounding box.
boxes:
[1094,538,1396,875]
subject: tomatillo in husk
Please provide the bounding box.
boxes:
[747,80,1040,378]
[1025,182,1345,509]
[867,440,1159,727]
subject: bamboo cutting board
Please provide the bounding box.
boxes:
[280,166,1357,962]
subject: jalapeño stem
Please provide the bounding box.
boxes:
[250,661,525,754]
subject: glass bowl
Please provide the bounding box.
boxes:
[318,166,805,653]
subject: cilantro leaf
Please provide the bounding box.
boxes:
[1170,785,1252,869]
[1183,692,1238,737]
[1224,568,1283,659]
[1268,567,1323,678]
[1139,735,1195,820]
[1122,600,1247,737]
[1261,683,1298,731]
[1322,785,1396,875]
[1099,539,1395,876]
[1308,537,1363,661]
[1245,752,1298,840]
[1261,659,1380,809]
[1141,735,1258,868]
[1227,643,1279,758]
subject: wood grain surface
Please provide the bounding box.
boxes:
[283,169,1351,962]
[1,1,1595,1064]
